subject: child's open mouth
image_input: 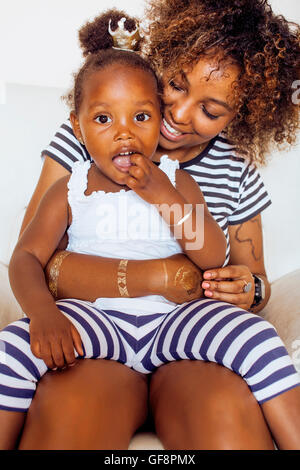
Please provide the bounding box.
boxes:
[112,151,139,172]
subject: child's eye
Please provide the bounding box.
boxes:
[95,115,112,124]
[201,106,219,120]
[135,113,150,122]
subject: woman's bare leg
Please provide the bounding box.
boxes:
[18,359,148,450]
[150,360,274,450]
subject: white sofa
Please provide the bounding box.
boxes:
[0,83,300,450]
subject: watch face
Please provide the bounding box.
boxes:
[254,275,265,302]
[260,278,266,299]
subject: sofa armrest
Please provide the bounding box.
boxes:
[0,262,23,330]
[260,269,300,374]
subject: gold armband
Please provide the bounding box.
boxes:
[117,259,130,297]
[48,250,71,299]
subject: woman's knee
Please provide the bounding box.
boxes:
[150,360,255,416]
[150,360,274,449]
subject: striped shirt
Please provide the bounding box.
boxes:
[41,120,272,265]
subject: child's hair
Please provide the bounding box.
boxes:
[64,9,162,115]
[146,0,300,165]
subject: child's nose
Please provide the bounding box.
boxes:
[114,120,134,141]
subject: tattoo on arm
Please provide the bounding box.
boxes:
[234,217,262,261]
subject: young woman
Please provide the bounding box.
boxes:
[11,0,300,450]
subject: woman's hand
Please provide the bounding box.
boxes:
[29,309,84,370]
[161,254,203,304]
[202,265,255,310]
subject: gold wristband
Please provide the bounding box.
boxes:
[48,250,71,299]
[162,260,168,291]
[117,259,130,297]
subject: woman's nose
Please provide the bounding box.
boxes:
[170,97,193,126]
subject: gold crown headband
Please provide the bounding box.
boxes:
[108,18,140,51]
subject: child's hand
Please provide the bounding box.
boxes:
[29,310,84,370]
[125,155,177,205]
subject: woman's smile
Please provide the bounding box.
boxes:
[160,117,188,142]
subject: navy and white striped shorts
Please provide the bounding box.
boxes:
[0,298,299,411]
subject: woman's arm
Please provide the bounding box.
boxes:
[20,156,70,237]
[201,214,271,312]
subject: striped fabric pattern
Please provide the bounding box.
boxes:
[41,121,272,266]
[0,298,299,411]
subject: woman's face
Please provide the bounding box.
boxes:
[159,55,240,150]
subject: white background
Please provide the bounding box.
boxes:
[0,0,299,88]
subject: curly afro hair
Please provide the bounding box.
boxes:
[64,9,162,115]
[146,0,300,165]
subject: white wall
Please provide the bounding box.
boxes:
[0,0,146,89]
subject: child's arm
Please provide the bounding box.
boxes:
[9,177,83,369]
[126,156,227,270]
[171,168,227,269]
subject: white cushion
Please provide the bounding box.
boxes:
[129,432,164,450]
[0,262,23,329]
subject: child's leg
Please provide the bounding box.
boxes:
[0,317,46,449]
[142,299,300,403]
[0,410,26,450]
[261,386,300,450]
[141,298,300,448]
[0,300,128,449]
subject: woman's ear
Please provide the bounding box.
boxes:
[70,111,85,145]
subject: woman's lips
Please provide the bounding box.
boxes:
[160,118,187,142]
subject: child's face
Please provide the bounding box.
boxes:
[71,64,161,186]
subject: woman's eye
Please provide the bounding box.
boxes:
[135,113,150,122]
[95,115,112,124]
[169,80,183,92]
[202,106,219,120]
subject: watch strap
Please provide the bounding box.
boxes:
[250,274,265,309]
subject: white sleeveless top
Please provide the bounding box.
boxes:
[66,155,182,314]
